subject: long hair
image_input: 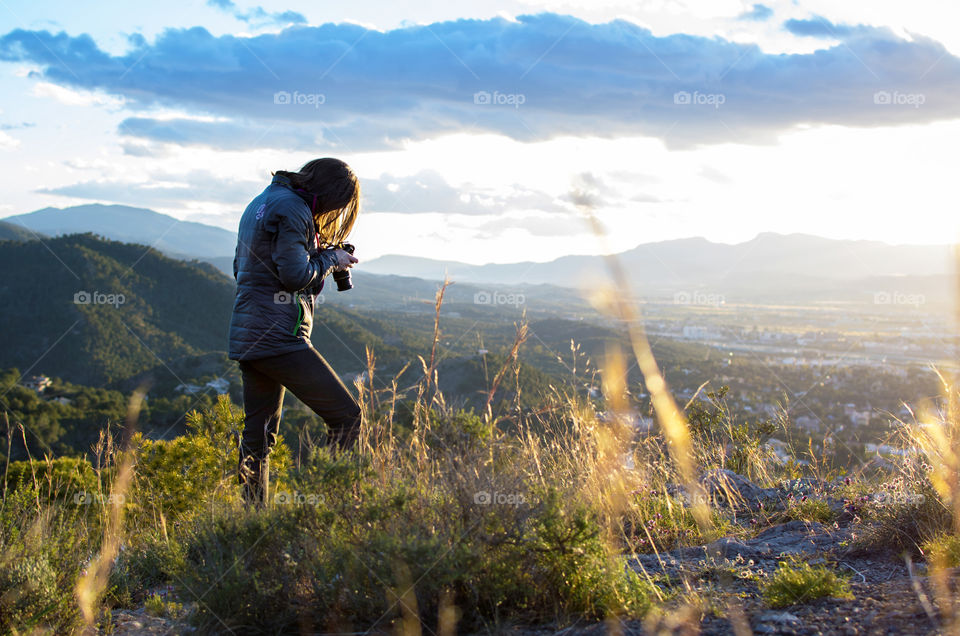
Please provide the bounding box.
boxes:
[273,158,360,245]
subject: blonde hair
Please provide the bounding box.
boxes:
[273,158,361,245]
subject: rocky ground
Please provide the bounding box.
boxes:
[101,470,957,635]
[108,609,188,635]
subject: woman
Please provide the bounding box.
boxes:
[228,157,361,504]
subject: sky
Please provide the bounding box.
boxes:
[0,0,958,264]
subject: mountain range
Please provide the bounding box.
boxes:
[3,204,236,261]
[0,232,585,390]
[2,204,953,304]
[0,233,235,387]
[363,233,955,290]
[0,219,39,241]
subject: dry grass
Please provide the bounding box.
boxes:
[0,239,957,634]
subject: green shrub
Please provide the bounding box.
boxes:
[851,478,950,556]
[143,592,185,620]
[0,553,61,631]
[685,386,777,482]
[4,456,100,505]
[626,491,730,553]
[129,394,291,525]
[782,497,835,524]
[922,532,960,568]
[761,558,851,608]
[167,452,658,633]
[107,533,186,608]
[0,490,95,633]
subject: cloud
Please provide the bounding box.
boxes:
[116,116,328,150]
[205,0,306,27]
[0,130,19,150]
[36,170,263,208]
[32,81,123,107]
[118,139,169,157]
[0,121,33,130]
[363,170,567,215]
[469,212,588,237]
[1,14,958,150]
[737,4,773,22]
[783,16,857,38]
[698,165,732,184]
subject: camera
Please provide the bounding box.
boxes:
[332,243,355,292]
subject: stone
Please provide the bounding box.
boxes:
[757,611,802,625]
[699,468,766,507]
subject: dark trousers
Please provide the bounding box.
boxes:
[237,345,362,503]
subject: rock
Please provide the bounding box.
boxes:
[632,519,855,577]
[667,470,793,510]
[704,537,766,561]
[700,468,781,509]
[703,522,840,560]
[700,469,766,507]
[757,611,802,625]
[108,609,190,635]
[749,520,849,557]
[754,611,803,635]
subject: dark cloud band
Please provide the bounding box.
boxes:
[1,13,957,150]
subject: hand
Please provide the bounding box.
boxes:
[332,248,358,271]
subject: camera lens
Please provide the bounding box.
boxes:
[333,270,352,292]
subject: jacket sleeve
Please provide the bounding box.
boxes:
[305,249,339,294]
[271,209,338,292]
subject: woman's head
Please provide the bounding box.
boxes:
[275,157,360,245]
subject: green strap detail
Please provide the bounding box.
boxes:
[291,292,303,335]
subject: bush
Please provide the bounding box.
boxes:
[107,532,186,608]
[143,592,185,620]
[0,553,61,631]
[685,386,777,483]
[851,477,951,556]
[4,456,100,505]
[165,441,659,633]
[129,394,291,525]
[0,489,95,633]
[922,532,960,568]
[781,497,835,524]
[761,558,852,608]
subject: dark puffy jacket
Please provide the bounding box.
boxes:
[228,174,338,360]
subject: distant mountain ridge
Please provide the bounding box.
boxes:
[3,205,953,303]
[0,220,40,241]
[364,233,954,297]
[0,233,565,388]
[3,204,236,261]
[0,233,236,387]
